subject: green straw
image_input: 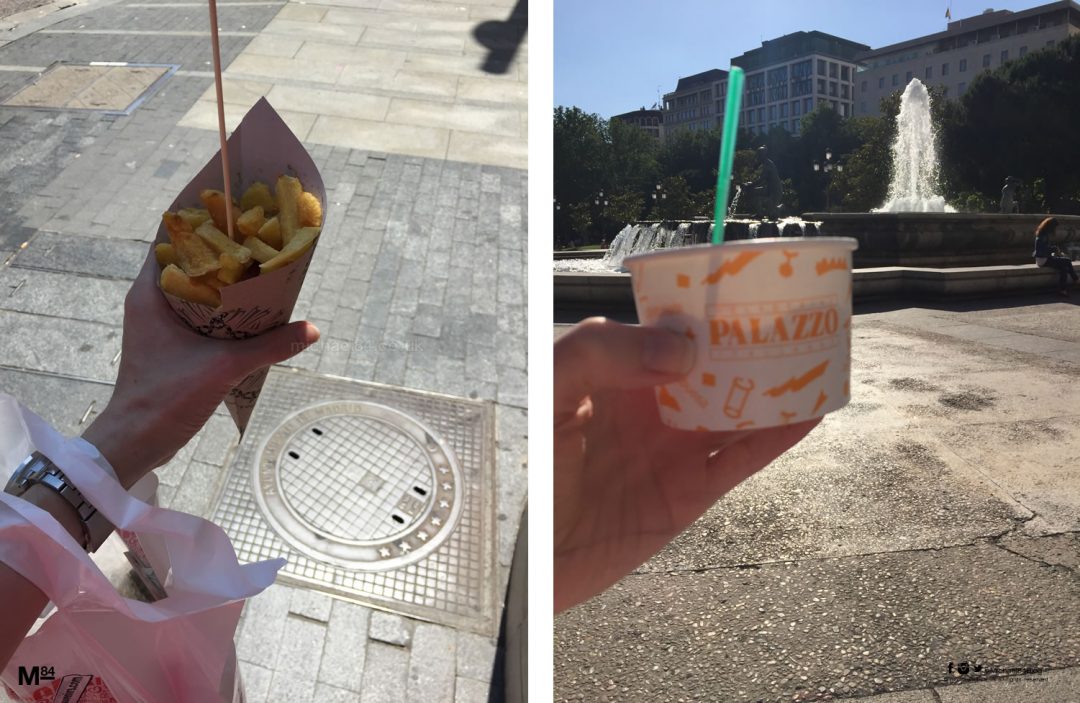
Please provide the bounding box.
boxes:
[712,66,745,245]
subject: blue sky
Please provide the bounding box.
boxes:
[554,0,1050,117]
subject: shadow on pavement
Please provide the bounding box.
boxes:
[472,0,527,75]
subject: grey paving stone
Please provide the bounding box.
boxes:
[406,623,456,702]
[454,677,490,703]
[0,309,121,383]
[275,616,329,685]
[360,642,409,703]
[318,599,371,693]
[317,336,352,376]
[314,683,362,703]
[369,611,412,647]
[152,439,196,488]
[239,660,274,703]
[167,459,226,518]
[0,267,128,326]
[193,412,240,466]
[265,672,316,703]
[11,231,148,280]
[289,588,334,623]
[237,582,294,670]
[0,367,112,436]
[455,631,497,683]
[495,366,526,409]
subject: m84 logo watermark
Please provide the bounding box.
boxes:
[17,665,55,686]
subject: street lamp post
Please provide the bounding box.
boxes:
[813,148,843,211]
[651,183,667,216]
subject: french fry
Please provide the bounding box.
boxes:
[257,216,282,249]
[159,178,320,304]
[160,264,221,307]
[155,243,178,268]
[195,221,252,264]
[177,208,211,230]
[237,206,265,238]
[298,191,322,228]
[260,226,320,273]
[243,236,280,264]
[240,181,275,214]
[200,189,238,236]
[276,175,302,246]
[217,252,249,284]
[163,213,221,277]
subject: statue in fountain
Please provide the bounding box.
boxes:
[743,146,783,221]
[1000,176,1020,214]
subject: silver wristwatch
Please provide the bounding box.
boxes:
[4,451,113,552]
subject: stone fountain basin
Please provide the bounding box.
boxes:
[808,212,1080,267]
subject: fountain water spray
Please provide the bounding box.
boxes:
[876,78,955,213]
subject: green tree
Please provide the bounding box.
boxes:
[608,118,659,195]
[566,202,591,242]
[604,191,645,234]
[554,107,609,207]
[655,176,695,220]
[658,128,722,193]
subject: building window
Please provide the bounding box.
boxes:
[942,62,949,76]
[1001,49,1008,62]
[780,103,788,118]
[818,78,826,93]
[840,103,847,117]
[959,58,967,72]
[892,74,898,86]
[958,82,966,94]
[842,65,850,81]
[925,66,932,79]
[758,107,765,122]
[829,62,838,78]
[906,70,913,83]
[831,100,839,112]
[983,53,991,67]
[841,84,849,99]
[879,77,885,89]
[830,81,838,97]
[818,59,826,75]
[793,101,801,116]
[804,98,813,113]
[768,105,776,121]
[1019,45,1028,56]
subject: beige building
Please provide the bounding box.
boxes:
[661,69,727,135]
[856,1,1080,116]
[732,31,868,136]
[660,32,868,139]
[611,107,664,141]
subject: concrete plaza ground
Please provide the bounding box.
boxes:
[555,297,1080,702]
[0,0,526,699]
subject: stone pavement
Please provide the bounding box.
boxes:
[554,298,1080,702]
[0,0,526,699]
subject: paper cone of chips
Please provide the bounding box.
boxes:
[152,98,325,432]
[624,237,858,432]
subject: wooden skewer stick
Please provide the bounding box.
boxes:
[207,0,235,240]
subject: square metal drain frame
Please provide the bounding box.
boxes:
[211,367,499,635]
[1,61,178,115]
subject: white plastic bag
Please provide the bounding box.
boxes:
[0,394,284,702]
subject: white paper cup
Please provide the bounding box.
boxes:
[625,237,858,431]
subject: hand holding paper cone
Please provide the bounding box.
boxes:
[152,98,326,431]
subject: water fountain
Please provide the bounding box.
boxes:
[875,79,955,213]
[555,77,1080,312]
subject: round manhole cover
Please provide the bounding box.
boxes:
[252,401,464,570]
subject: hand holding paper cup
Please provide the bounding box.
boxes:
[625,237,857,432]
[152,98,325,432]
